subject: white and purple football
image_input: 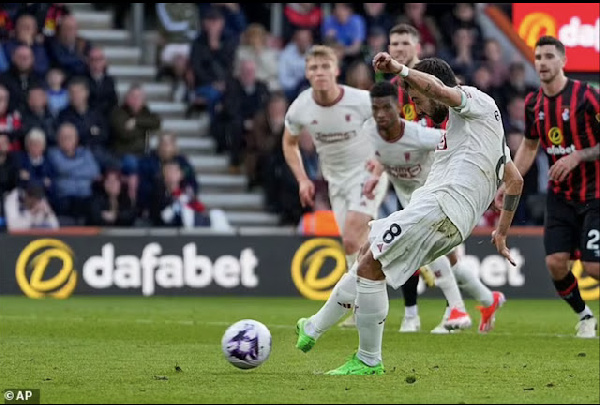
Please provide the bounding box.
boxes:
[221,319,272,369]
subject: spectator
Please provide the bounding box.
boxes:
[498,61,538,108]
[397,3,441,58]
[322,3,366,61]
[245,91,287,190]
[86,47,117,117]
[4,14,50,77]
[57,77,111,168]
[0,133,18,228]
[47,15,91,78]
[155,3,198,77]
[20,85,56,146]
[4,181,59,230]
[438,27,478,84]
[503,95,526,134]
[87,168,136,226]
[110,83,161,201]
[189,7,238,120]
[235,23,280,91]
[363,3,393,35]
[45,67,69,117]
[0,85,23,148]
[37,3,71,37]
[17,128,53,196]
[482,38,509,87]
[278,28,312,102]
[150,159,209,228]
[214,58,270,172]
[0,45,44,111]
[47,122,99,221]
[345,60,374,90]
[282,3,322,44]
[198,3,247,39]
[440,3,484,54]
[362,27,388,77]
[138,132,198,213]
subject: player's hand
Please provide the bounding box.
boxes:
[365,158,380,173]
[363,176,379,200]
[372,52,403,75]
[491,230,516,266]
[493,184,505,212]
[548,153,581,182]
[298,179,315,208]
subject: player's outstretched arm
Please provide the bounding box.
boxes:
[372,52,462,108]
[492,161,524,266]
[282,128,315,208]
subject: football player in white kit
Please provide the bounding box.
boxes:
[323,55,524,375]
[283,45,388,348]
[363,81,506,334]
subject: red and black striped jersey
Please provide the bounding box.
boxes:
[525,79,600,202]
[390,76,447,129]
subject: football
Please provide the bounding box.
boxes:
[221,319,272,369]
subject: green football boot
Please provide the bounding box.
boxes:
[295,318,316,353]
[325,353,385,375]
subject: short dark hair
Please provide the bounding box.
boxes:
[535,36,566,56]
[389,23,420,42]
[370,81,398,99]
[411,58,458,88]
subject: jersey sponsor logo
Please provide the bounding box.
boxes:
[538,111,545,121]
[562,107,570,121]
[384,164,422,179]
[402,104,417,121]
[546,143,577,155]
[315,130,357,143]
[547,126,563,145]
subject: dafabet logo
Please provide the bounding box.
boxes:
[291,239,345,300]
[16,239,77,299]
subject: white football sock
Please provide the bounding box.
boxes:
[404,305,418,318]
[452,261,494,307]
[578,305,594,320]
[356,277,388,367]
[307,268,357,338]
[430,256,465,311]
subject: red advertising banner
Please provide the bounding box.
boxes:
[513,3,599,72]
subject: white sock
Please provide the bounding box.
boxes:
[452,261,494,307]
[307,271,357,338]
[355,277,388,367]
[443,305,452,319]
[431,256,465,311]
[405,305,418,318]
[346,252,358,269]
[578,305,594,320]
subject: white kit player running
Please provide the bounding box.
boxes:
[321,55,524,376]
[363,81,506,335]
[283,45,388,348]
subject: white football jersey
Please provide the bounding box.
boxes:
[363,117,444,207]
[285,85,373,185]
[411,86,511,239]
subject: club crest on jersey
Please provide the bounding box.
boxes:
[310,119,318,125]
[404,152,411,162]
[345,114,351,122]
[402,104,417,121]
[548,127,563,146]
[562,107,570,121]
[538,111,545,121]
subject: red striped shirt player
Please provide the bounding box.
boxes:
[496,36,599,338]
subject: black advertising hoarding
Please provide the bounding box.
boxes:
[0,234,597,300]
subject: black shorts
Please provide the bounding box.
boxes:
[544,190,600,262]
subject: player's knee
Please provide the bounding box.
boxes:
[582,262,600,281]
[545,254,570,278]
[356,251,385,281]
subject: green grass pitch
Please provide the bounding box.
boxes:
[1,297,598,404]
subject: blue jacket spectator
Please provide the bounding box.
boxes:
[322,3,366,58]
[46,15,91,78]
[47,124,99,200]
[0,46,44,111]
[198,4,247,39]
[4,14,51,77]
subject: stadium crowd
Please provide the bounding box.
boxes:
[0,3,546,231]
